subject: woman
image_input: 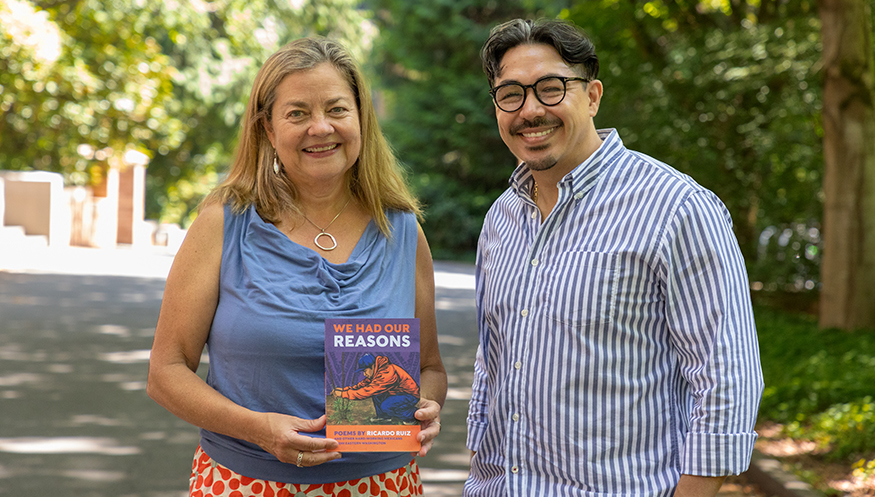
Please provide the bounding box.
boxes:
[147,37,447,497]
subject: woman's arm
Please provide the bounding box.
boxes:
[412,223,448,457]
[146,203,340,466]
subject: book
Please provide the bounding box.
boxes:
[324,318,421,452]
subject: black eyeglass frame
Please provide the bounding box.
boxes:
[489,75,590,113]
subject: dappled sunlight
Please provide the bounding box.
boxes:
[0,437,140,455]
[436,297,474,311]
[46,363,74,373]
[0,0,63,64]
[419,467,470,482]
[59,469,126,482]
[97,324,131,337]
[436,335,465,346]
[434,270,474,290]
[0,245,175,279]
[0,372,42,387]
[99,349,151,364]
[101,372,147,391]
[445,387,473,400]
[68,414,126,428]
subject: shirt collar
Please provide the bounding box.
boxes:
[509,128,624,200]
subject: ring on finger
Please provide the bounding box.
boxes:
[296,450,305,468]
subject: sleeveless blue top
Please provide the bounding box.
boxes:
[200,204,417,483]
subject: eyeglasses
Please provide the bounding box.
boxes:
[489,76,589,113]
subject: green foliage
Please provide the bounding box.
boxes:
[1,0,179,184]
[755,305,875,458]
[368,0,830,271]
[783,398,875,460]
[565,0,824,290]
[852,457,875,481]
[365,0,559,258]
[0,0,371,226]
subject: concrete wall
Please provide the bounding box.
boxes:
[0,177,5,228]
[1,167,163,250]
[0,171,69,247]
[90,166,119,248]
[117,164,147,245]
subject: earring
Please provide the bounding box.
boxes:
[273,151,280,175]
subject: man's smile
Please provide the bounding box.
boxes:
[520,128,557,139]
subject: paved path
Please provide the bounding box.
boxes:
[0,246,476,495]
[0,245,767,496]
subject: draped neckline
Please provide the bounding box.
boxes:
[249,204,376,266]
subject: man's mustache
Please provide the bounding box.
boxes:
[509,116,563,135]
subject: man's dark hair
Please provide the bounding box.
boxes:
[481,18,599,88]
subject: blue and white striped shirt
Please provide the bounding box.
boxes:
[464,129,764,496]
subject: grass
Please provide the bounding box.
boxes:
[753,301,875,493]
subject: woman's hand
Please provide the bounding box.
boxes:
[256,413,341,467]
[412,398,442,457]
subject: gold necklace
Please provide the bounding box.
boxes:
[302,198,351,251]
[532,181,538,203]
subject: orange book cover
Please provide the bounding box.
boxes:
[324,318,421,452]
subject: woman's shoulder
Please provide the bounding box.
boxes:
[385,208,417,226]
[184,201,225,246]
[164,200,225,281]
[385,209,419,241]
[189,202,225,233]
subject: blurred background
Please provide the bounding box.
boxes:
[1,0,874,495]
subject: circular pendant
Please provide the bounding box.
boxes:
[314,232,338,251]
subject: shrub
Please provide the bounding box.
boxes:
[755,305,875,459]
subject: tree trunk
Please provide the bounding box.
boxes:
[818,0,875,330]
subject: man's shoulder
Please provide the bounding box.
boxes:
[491,186,522,207]
[610,148,710,197]
[480,187,520,219]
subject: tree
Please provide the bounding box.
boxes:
[0,0,371,227]
[367,0,828,273]
[565,1,825,295]
[365,0,558,259]
[0,0,179,186]
[817,0,875,329]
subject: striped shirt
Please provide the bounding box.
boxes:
[464,129,764,496]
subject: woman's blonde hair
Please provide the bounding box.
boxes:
[204,37,420,236]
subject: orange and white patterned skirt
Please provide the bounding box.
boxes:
[189,445,423,497]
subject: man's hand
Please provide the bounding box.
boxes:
[674,474,727,497]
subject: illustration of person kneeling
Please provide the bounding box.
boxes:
[331,353,420,424]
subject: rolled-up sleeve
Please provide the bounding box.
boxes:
[663,190,764,476]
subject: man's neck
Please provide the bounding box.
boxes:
[529,130,604,218]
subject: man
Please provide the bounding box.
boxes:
[332,353,420,422]
[464,18,764,497]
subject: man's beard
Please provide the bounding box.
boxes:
[510,116,562,171]
[524,149,558,171]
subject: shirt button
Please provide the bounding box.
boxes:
[514,361,522,370]
[520,309,528,317]
[531,259,539,266]
[512,413,520,422]
[531,211,537,219]
[574,192,584,199]
[511,466,519,474]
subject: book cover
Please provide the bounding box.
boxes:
[324,318,421,452]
